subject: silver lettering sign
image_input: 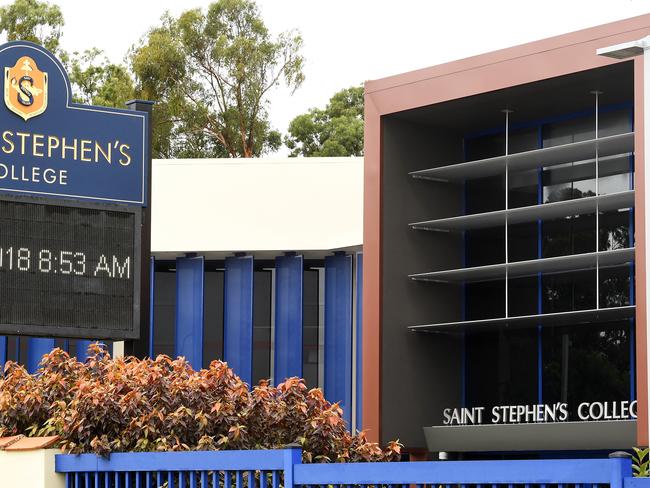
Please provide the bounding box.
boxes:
[442,401,637,425]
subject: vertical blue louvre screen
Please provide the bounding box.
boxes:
[0,335,6,369]
[175,255,204,370]
[27,337,55,373]
[324,253,353,426]
[75,340,92,362]
[224,255,254,385]
[274,254,303,385]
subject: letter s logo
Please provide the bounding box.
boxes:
[17,75,34,106]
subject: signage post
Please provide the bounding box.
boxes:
[125,99,153,358]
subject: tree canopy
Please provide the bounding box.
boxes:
[131,0,305,158]
[0,0,344,159]
[68,48,135,108]
[285,85,364,157]
[0,0,63,53]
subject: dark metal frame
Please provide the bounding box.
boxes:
[0,193,142,340]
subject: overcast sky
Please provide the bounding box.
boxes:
[4,0,650,155]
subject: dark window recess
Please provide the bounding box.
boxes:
[509,168,539,209]
[542,270,596,314]
[543,114,596,148]
[508,128,540,209]
[464,131,505,214]
[203,271,224,369]
[542,321,630,420]
[465,131,505,161]
[466,227,505,267]
[303,269,320,388]
[599,108,634,138]
[542,115,596,206]
[542,214,596,258]
[465,127,538,213]
[508,276,538,317]
[153,270,176,358]
[465,281,504,321]
[508,222,538,262]
[543,166,596,204]
[600,209,632,251]
[465,176,504,214]
[252,270,272,385]
[600,265,632,309]
[466,328,537,411]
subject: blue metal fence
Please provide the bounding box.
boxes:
[56,448,635,488]
[56,448,298,488]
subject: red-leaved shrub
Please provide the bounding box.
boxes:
[0,345,401,462]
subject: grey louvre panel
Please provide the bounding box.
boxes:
[410,131,634,182]
[409,247,634,283]
[408,305,635,332]
[423,420,636,452]
[410,190,634,231]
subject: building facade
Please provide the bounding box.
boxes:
[363,14,650,456]
[4,14,650,459]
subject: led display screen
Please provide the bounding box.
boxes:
[0,197,140,339]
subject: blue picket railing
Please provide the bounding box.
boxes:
[55,448,299,488]
[56,447,637,488]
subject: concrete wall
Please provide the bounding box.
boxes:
[151,157,363,255]
[0,449,63,488]
[380,117,464,447]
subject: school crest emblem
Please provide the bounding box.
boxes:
[4,56,48,121]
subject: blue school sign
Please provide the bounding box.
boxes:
[0,41,147,205]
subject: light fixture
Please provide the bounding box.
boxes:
[596,35,650,59]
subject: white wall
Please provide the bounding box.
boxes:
[151,157,363,256]
[0,449,64,488]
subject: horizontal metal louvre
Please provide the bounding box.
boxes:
[409,247,634,283]
[410,190,634,232]
[408,305,636,332]
[410,131,633,182]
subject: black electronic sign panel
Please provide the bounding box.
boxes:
[0,196,140,339]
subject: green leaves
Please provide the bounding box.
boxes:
[0,0,304,159]
[634,447,650,477]
[0,0,64,53]
[68,48,136,107]
[131,0,305,158]
[285,86,364,157]
[0,345,401,463]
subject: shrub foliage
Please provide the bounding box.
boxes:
[0,345,400,462]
